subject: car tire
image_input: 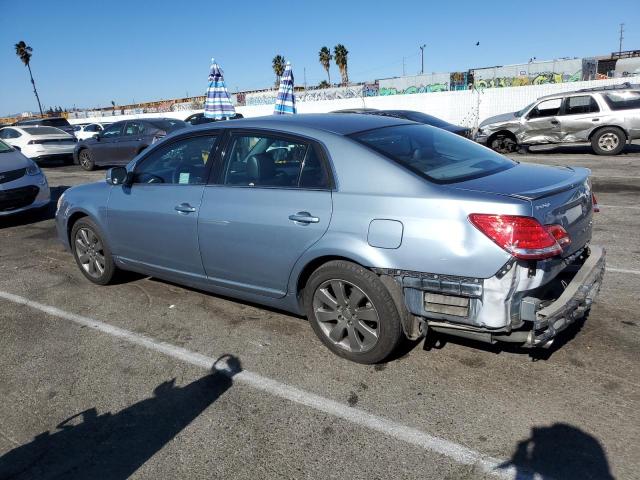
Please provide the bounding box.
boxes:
[71,218,117,285]
[78,148,95,171]
[489,133,518,154]
[303,260,403,364]
[591,127,625,155]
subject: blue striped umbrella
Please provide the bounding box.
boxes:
[204,58,236,119]
[274,62,296,115]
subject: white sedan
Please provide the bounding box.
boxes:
[0,126,77,163]
[73,123,108,141]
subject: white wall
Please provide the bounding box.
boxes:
[68,76,637,128]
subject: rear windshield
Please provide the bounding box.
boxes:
[0,139,13,153]
[21,126,68,135]
[400,112,452,128]
[42,118,71,127]
[603,91,640,111]
[351,124,515,184]
[148,119,187,132]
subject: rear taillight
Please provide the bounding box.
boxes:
[468,214,569,260]
[592,192,600,213]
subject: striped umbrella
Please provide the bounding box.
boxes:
[204,58,236,119]
[274,62,296,115]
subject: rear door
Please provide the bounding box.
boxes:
[107,133,219,278]
[558,95,601,142]
[198,130,333,298]
[521,98,563,144]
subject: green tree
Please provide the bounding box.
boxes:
[14,41,43,115]
[318,46,332,85]
[272,55,286,87]
[333,44,349,86]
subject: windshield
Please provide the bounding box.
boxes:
[515,102,535,118]
[0,139,13,153]
[21,126,68,135]
[351,124,515,184]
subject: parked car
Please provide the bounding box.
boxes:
[73,123,108,141]
[0,126,77,163]
[475,83,640,155]
[73,118,187,170]
[12,116,76,136]
[56,114,604,363]
[358,109,472,137]
[184,112,244,126]
[0,139,51,215]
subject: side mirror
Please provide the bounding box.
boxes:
[106,167,129,186]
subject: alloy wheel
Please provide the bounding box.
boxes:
[598,133,619,152]
[79,150,91,169]
[312,279,380,353]
[75,227,106,278]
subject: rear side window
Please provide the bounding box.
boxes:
[563,96,599,115]
[222,134,329,189]
[149,119,187,132]
[603,91,640,111]
[351,124,515,184]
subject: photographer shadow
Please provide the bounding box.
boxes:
[0,355,241,480]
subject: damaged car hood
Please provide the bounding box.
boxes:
[479,111,518,128]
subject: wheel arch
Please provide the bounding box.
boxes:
[66,210,89,244]
[487,129,518,144]
[588,124,629,142]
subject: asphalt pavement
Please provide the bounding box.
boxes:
[1,145,639,479]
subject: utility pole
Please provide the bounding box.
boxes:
[402,57,406,76]
[419,44,426,74]
[619,23,624,56]
[303,67,307,90]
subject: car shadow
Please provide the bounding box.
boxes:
[423,312,589,362]
[497,423,614,480]
[0,355,241,480]
[0,185,69,229]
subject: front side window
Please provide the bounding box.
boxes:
[133,135,217,185]
[85,124,99,133]
[351,124,515,184]
[603,91,640,111]
[563,96,599,115]
[101,123,123,138]
[222,134,329,189]
[528,98,562,118]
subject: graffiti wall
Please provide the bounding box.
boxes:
[471,58,586,89]
[244,84,374,106]
[377,73,450,96]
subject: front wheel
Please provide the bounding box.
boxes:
[78,149,95,171]
[489,134,517,154]
[591,127,625,155]
[304,260,403,364]
[71,218,117,285]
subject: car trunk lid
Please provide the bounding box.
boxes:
[450,163,594,256]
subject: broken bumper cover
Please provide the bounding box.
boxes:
[528,245,606,346]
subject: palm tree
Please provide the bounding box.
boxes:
[14,41,43,115]
[333,44,349,86]
[318,46,332,86]
[272,55,286,87]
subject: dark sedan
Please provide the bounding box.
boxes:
[184,112,244,126]
[74,118,187,170]
[335,109,471,138]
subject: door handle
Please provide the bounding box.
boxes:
[550,120,559,125]
[289,212,320,224]
[592,118,600,122]
[175,203,196,214]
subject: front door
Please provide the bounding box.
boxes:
[521,98,563,144]
[92,122,125,165]
[107,133,219,279]
[198,131,333,298]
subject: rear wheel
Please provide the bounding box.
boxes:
[71,218,117,285]
[591,127,625,155]
[304,260,403,364]
[78,149,95,171]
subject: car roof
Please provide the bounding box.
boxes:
[14,117,67,124]
[538,84,640,101]
[189,113,414,136]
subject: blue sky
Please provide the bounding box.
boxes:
[1,0,638,115]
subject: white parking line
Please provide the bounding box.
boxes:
[608,267,640,275]
[0,290,533,480]
[598,204,640,210]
